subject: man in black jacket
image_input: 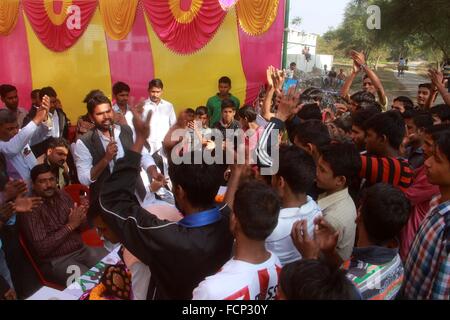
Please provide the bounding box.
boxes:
[99,109,241,299]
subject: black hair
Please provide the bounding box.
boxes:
[195,106,208,116]
[359,183,411,245]
[300,87,323,104]
[148,79,164,90]
[186,108,195,116]
[290,62,297,66]
[237,105,257,122]
[221,99,236,111]
[350,91,375,107]
[280,259,359,300]
[218,76,231,86]
[393,96,414,111]
[39,86,57,99]
[412,111,434,130]
[424,123,450,136]
[31,89,40,99]
[333,114,353,134]
[433,130,450,162]
[0,84,16,98]
[47,137,70,150]
[0,109,18,125]
[277,145,316,194]
[294,119,331,149]
[364,110,406,150]
[168,151,226,208]
[297,104,322,121]
[83,90,105,104]
[112,82,130,95]
[430,104,450,122]
[360,100,382,112]
[418,83,433,91]
[319,142,362,187]
[233,181,280,241]
[351,107,380,129]
[31,163,54,183]
[87,95,112,114]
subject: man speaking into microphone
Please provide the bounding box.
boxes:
[73,95,165,222]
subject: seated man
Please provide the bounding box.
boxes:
[18,164,107,287]
[36,137,70,189]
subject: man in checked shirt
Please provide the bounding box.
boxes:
[18,164,107,287]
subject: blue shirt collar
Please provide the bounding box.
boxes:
[178,207,222,228]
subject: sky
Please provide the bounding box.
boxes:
[289,0,351,35]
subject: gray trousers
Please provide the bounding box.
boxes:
[41,245,107,287]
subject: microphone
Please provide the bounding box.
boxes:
[108,124,117,163]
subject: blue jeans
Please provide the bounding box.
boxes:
[0,249,13,289]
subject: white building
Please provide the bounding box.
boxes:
[287,27,333,73]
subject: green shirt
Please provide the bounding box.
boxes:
[206,94,240,127]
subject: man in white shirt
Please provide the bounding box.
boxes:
[265,145,322,266]
[0,98,51,186]
[193,181,281,300]
[73,95,165,214]
[142,79,176,155]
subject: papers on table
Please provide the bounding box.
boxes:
[26,286,78,300]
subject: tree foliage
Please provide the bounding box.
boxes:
[321,0,449,63]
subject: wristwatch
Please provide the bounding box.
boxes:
[360,63,367,70]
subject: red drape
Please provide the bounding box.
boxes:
[141,0,227,55]
[22,0,98,52]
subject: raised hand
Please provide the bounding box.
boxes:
[291,220,320,259]
[13,196,43,213]
[313,217,339,254]
[33,95,50,124]
[351,50,366,67]
[275,86,301,121]
[266,66,275,89]
[428,68,444,88]
[4,180,27,202]
[132,108,152,140]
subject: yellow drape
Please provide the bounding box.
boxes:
[99,0,138,40]
[0,0,19,36]
[168,0,203,24]
[44,0,73,26]
[236,0,279,36]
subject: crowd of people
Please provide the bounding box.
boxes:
[0,49,449,300]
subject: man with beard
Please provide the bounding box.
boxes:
[18,164,107,286]
[73,95,164,217]
[0,85,27,128]
[36,137,70,189]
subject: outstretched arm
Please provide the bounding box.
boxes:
[352,51,387,109]
[429,68,450,106]
[340,60,360,100]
